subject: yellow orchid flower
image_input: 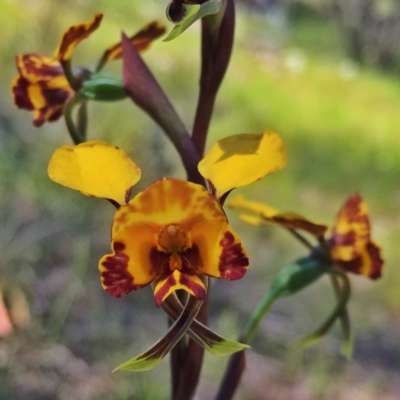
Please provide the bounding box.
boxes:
[48,131,286,305]
[228,193,383,279]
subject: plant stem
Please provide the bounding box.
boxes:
[294,268,351,348]
[215,291,277,400]
[192,0,235,157]
[172,279,210,400]
[64,95,85,145]
[61,60,80,91]
[287,228,314,251]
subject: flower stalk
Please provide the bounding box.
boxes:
[192,0,235,156]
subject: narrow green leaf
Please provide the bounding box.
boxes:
[164,0,223,42]
[113,295,203,372]
[205,337,249,356]
[113,355,162,372]
[163,295,249,356]
[340,335,354,360]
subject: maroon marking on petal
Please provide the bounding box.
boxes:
[12,77,34,110]
[100,241,142,298]
[334,258,363,276]
[47,107,64,123]
[218,231,248,280]
[18,54,65,78]
[154,273,177,307]
[149,247,169,276]
[179,273,205,301]
[366,242,383,280]
[114,241,126,252]
[180,244,201,274]
[333,243,383,280]
[41,85,72,106]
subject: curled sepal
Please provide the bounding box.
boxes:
[103,21,166,62]
[269,255,328,299]
[198,132,287,200]
[48,141,141,205]
[165,0,223,42]
[80,74,127,101]
[54,13,103,63]
[95,21,166,72]
[163,295,249,356]
[293,268,351,350]
[113,295,203,372]
[228,195,328,238]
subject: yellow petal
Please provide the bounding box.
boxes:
[99,221,159,298]
[330,194,370,261]
[111,178,226,238]
[54,13,103,63]
[153,270,205,307]
[191,220,249,280]
[228,195,328,238]
[359,242,383,279]
[198,131,287,199]
[48,141,141,205]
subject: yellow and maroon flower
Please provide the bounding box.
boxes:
[47,131,286,305]
[99,178,248,306]
[12,13,166,126]
[12,55,75,127]
[12,13,102,127]
[228,193,383,280]
[328,193,383,279]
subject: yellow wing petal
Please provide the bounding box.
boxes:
[48,141,141,205]
[198,131,287,199]
[228,195,328,237]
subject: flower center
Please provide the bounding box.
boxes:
[157,224,190,253]
[157,224,191,272]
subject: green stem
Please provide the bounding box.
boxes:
[294,268,351,348]
[61,60,80,91]
[242,290,278,345]
[76,102,88,139]
[329,273,353,357]
[318,237,352,356]
[215,288,277,400]
[287,228,314,251]
[64,96,86,145]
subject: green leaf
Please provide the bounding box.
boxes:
[164,0,223,42]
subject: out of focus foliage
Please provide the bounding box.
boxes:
[0,1,399,399]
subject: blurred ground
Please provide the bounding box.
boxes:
[0,1,399,399]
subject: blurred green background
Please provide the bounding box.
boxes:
[0,0,399,399]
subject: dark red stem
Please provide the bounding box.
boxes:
[192,0,235,157]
